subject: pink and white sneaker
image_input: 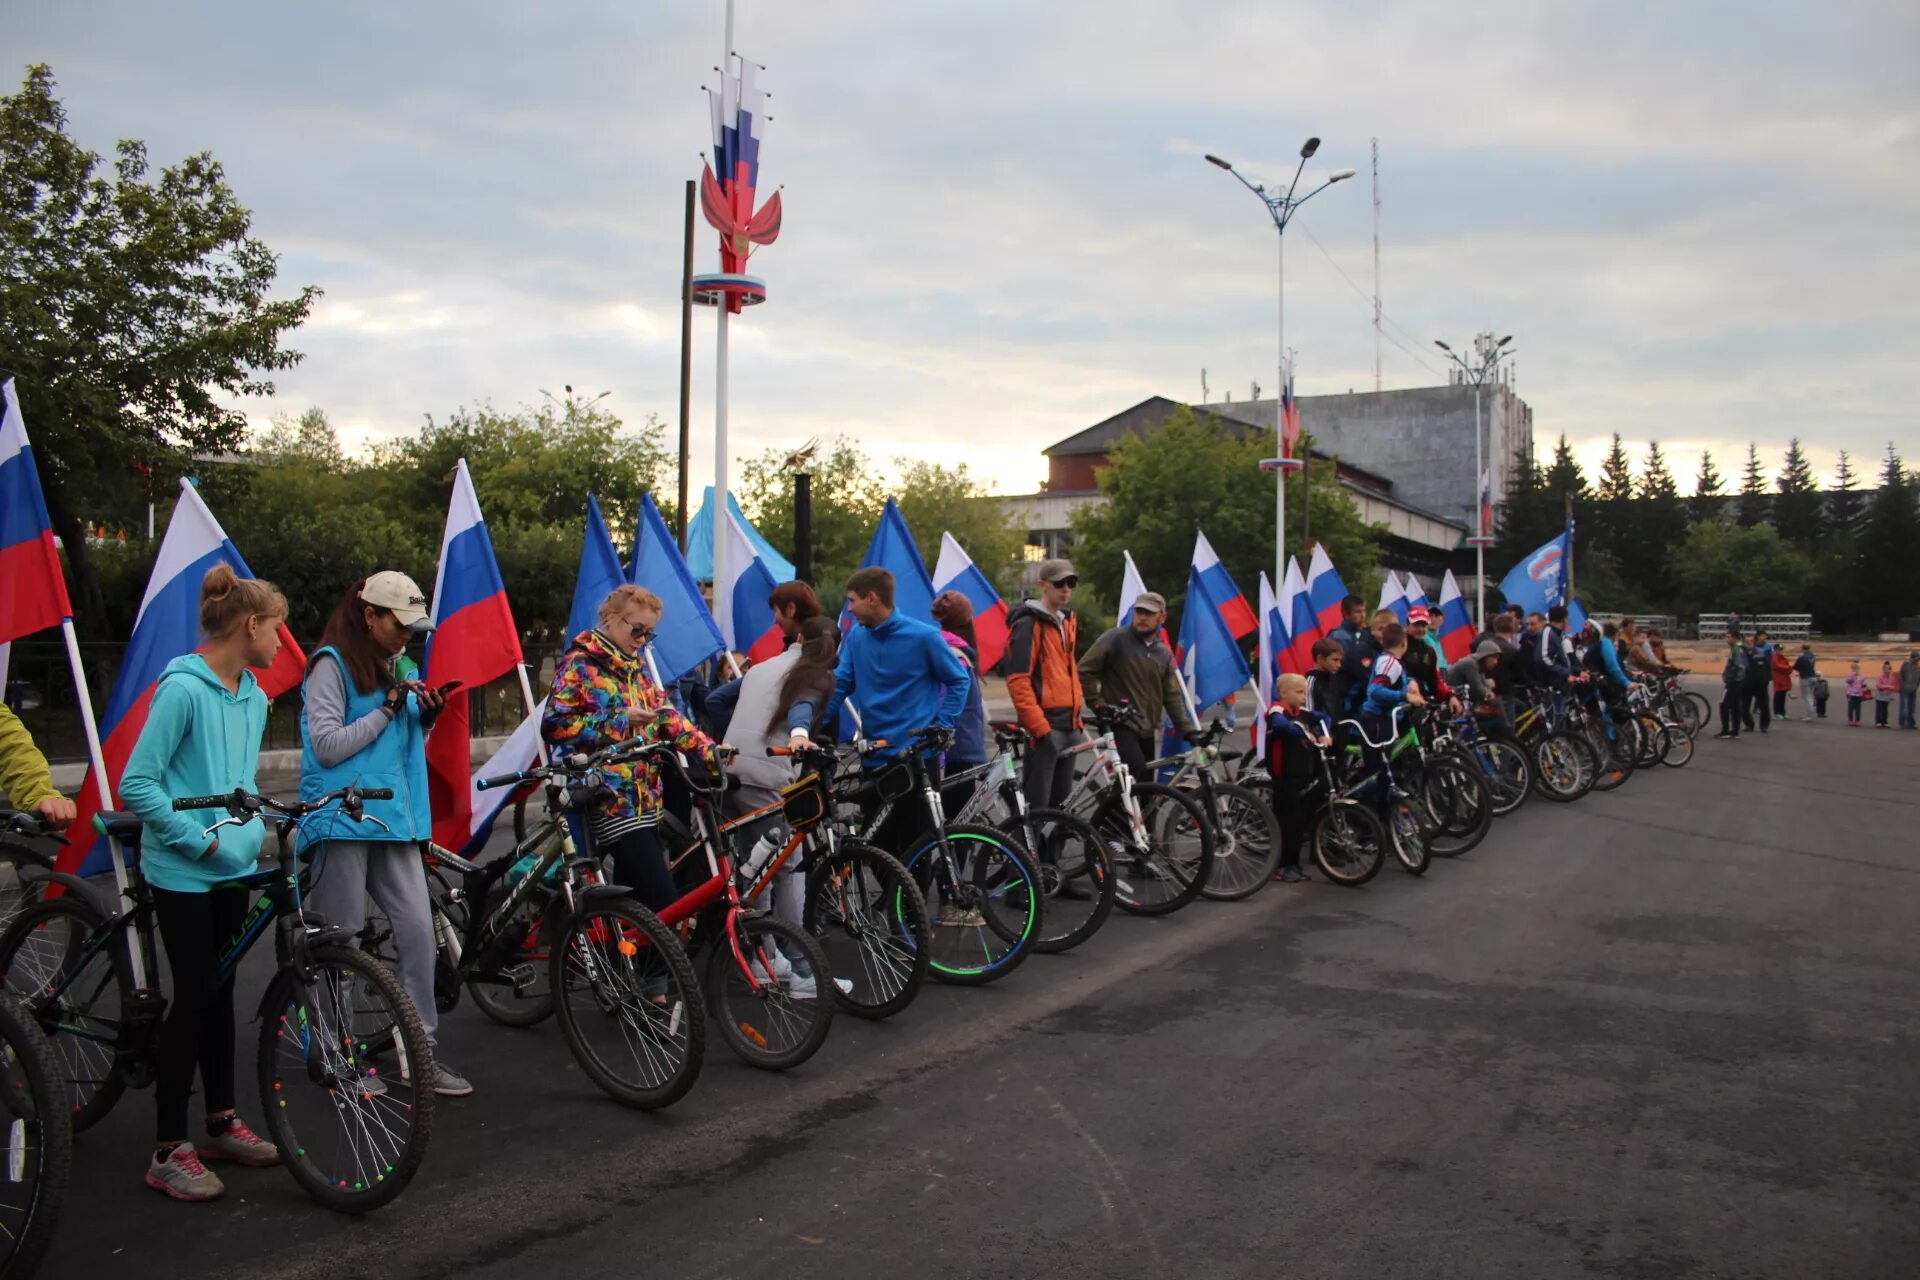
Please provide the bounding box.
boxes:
[146,1143,225,1202]
[198,1117,281,1167]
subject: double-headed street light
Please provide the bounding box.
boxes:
[1205,141,1355,593]
[1433,334,1515,629]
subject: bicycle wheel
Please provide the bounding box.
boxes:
[1097,783,1213,916]
[1632,714,1664,769]
[1590,721,1636,792]
[0,992,70,1277]
[353,869,465,1057]
[1309,800,1385,887]
[1386,792,1430,875]
[1531,731,1596,802]
[902,825,1041,985]
[258,945,432,1214]
[0,897,125,1132]
[1423,759,1493,858]
[551,896,705,1109]
[1477,740,1532,816]
[1683,691,1713,735]
[804,842,930,1020]
[1007,808,1115,953]
[1659,721,1695,768]
[708,915,835,1071]
[466,885,556,1028]
[1198,783,1281,902]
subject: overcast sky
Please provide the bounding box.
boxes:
[14,1,1919,495]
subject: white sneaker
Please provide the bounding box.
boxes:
[785,972,853,1000]
[766,948,796,983]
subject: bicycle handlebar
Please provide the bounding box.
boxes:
[171,786,394,815]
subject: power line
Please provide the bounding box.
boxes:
[1296,221,1443,378]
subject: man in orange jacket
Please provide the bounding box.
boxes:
[1004,559,1083,809]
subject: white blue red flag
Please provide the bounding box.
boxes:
[933,532,1009,672]
[1194,530,1258,640]
[1437,569,1474,662]
[716,506,784,663]
[700,57,782,309]
[629,493,727,683]
[1255,571,1282,756]
[566,494,626,643]
[1497,524,1573,617]
[1306,543,1349,635]
[1280,555,1318,675]
[1403,575,1431,616]
[1178,562,1252,711]
[858,499,936,622]
[1480,469,1494,540]
[1379,570,1409,624]
[1280,362,1302,461]
[0,379,70,654]
[424,459,525,852]
[57,480,306,876]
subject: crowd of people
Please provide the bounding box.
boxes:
[2,555,1914,1210]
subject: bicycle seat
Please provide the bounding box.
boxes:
[93,810,145,841]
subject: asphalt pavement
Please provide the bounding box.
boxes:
[38,706,1920,1279]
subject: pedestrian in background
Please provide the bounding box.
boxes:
[1873,661,1897,729]
[1845,662,1870,727]
[1792,645,1819,722]
[1716,630,1747,740]
[1899,651,1919,731]
[1770,643,1794,721]
[1744,629,1774,733]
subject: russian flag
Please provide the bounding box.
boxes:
[629,493,727,684]
[1437,570,1474,663]
[0,379,71,650]
[1306,543,1349,636]
[424,459,525,853]
[1194,530,1258,640]
[1178,561,1252,712]
[717,506,784,663]
[1379,571,1409,624]
[566,494,627,643]
[1403,575,1431,617]
[859,498,935,622]
[1280,555,1318,675]
[933,532,1009,672]
[57,480,306,877]
[1254,571,1283,756]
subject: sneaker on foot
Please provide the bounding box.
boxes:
[427,1061,474,1097]
[198,1118,279,1167]
[937,903,987,928]
[146,1143,225,1202]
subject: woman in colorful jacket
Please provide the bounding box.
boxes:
[298,572,468,1097]
[543,585,716,913]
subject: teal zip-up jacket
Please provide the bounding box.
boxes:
[118,655,270,891]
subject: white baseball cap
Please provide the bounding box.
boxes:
[361,571,435,632]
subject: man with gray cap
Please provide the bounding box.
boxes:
[1005,559,1083,809]
[1447,638,1507,709]
[1078,589,1198,779]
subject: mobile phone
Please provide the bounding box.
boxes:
[435,680,464,696]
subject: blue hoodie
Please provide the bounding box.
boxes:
[118,654,270,891]
[825,611,969,763]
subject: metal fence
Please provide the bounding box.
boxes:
[2,637,561,765]
[1694,614,1814,641]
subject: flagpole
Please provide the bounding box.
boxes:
[512,661,547,765]
[61,615,145,984]
[710,0,736,618]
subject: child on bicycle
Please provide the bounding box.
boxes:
[1265,673,1332,884]
[117,564,288,1202]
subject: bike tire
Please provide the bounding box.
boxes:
[902,825,1042,985]
[1683,692,1714,735]
[1659,722,1695,768]
[1308,800,1386,887]
[1098,783,1213,916]
[1531,731,1596,802]
[1005,808,1115,953]
[258,944,433,1214]
[1590,720,1636,792]
[1424,759,1494,858]
[1633,714,1665,769]
[804,842,930,1020]
[1198,783,1281,902]
[708,915,835,1071]
[0,896,126,1133]
[466,885,557,1028]
[1479,739,1533,816]
[1386,792,1431,875]
[0,991,71,1278]
[551,896,705,1109]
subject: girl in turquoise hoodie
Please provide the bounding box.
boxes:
[118,564,289,1202]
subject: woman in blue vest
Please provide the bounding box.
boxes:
[299,572,470,1097]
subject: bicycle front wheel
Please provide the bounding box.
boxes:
[0,897,126,1132]
[1478,739,1533,816]
[258,945,432,1214]
[1097,783,1213,916]
[1531,731,1596,802]
[709,915,835,1070]
[1386,792,1431,875]
[1659,722,1695,768]
[805,842,930,1020]
[1199,783,1281,902]
[551,897,705,1109]
[1309,800,1385,887]
[903,825,1042,985]
[1009,808,1115,953]
[0,992,70,1277]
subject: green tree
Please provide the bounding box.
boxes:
[1692,449,1725,523]
[1858,445,1920,629]
[892,460,1025,595]
[1541,434,1590,512]
[1773,438,1822,551]
[1828,449,1864,534]
[0,64,318,638]
[1737,443,1769,527]
[1669,521,1813,622]
[736,437,885,592]
[1633,441,1687,606]
[1068,406,1384,630]
[1592,432,1635,575]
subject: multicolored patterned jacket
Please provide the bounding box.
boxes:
[541,629,711,824]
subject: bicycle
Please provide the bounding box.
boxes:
[0,786,432,1213]
[1232,723,1388,888]
[1509,691,1599,801]
[1058,704,1215,916]
[1145,722,1281,901]
[943,724,1115,953]
[1443,708,1533,817]
[0,980,69,1278]
[1399,706,1495,858]
[1333,707,1431,876]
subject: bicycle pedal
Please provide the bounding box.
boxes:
[507,963,539,994]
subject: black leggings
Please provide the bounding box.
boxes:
[1270,779,1313,871]
[152,885,249,1144]
[598,827,681,914]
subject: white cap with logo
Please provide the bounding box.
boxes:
[362,571,435,633]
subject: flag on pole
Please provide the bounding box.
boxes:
[1255,572,1283,756]
[1120,551,1148,620]
[858,499,935,622]
[1178,562,1253,711]
[1280,362,1302,461]
[566,495,627,642]
[459,697,547,858]
[1280,555,1318,674]
[1305,543,1349,635]
[716,506,784,662]
[0,379,70,650]
[932,532,1009,672]
[57,480,307,876]
[1480,469,1494,540]
[424,459,525,853]
[1496,524,1573,617]
[1193,530,1258,639]
[1379,570,1409,624]
[1437,570,1474,662]
[679,487,794,583]
[630,493,727,683]
[1403,575,1431,616]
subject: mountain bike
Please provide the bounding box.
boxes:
[0,980,69,1278]
[0,814,58,938]
[1145,722,1280,901]
[1058,704,1215,915]
[1443,709,1533,817]
[1510,692,1599,801]
[1333,707,1431,876]
[0,787,432,1213]
[1399,706,1495,858]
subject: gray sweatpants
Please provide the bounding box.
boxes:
[305,839,440,1044]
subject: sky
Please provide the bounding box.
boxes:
[13,0,1920,496]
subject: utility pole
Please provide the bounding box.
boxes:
[676,178,695,550]
[1371,138,1382,393]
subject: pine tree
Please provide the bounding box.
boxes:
[1859,445,1920,629]
[1495,436,1555,561]
[1737,443,1769,527]
[1635,441,1687,605]
[1828,450,1864,533]
[1773,438,1822,551]
[1540,435,1590,557]
[1591,433,1636,585]
[1692,449,1725,523]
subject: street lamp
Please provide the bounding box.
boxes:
[1205,140,1354,594]
[1433,334,1516,629]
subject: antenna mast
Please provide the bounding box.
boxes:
[1371,137,1382,393]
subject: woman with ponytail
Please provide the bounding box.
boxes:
[118,564,289,1202]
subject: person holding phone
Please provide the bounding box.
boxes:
[297,572,471,1097]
